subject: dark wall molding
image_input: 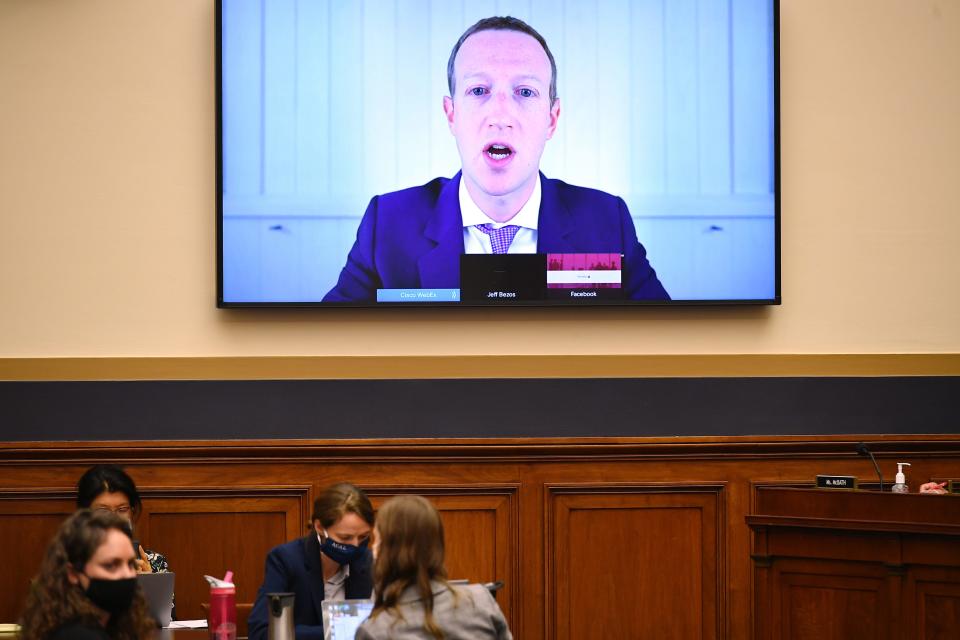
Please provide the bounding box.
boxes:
[0,376,957,441]
[2,435,960,464]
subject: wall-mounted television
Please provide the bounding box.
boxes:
[218,0,779,307]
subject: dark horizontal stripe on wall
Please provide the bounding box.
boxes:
[0,377,957,441]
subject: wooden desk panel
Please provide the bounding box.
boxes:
[749,487,960,640]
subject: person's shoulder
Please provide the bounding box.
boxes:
[355,608,400,638]
[359,176,458,234]
[269,535,309,558]
[48,621,110,640]
[543,176,623,206]
[372,176,455,214]
[541,177,629,234]
[378,176,451,199]
[457,583,490,597]
[451,583,498,609]
[447,585,510,636]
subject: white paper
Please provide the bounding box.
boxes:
[165,620,208,629]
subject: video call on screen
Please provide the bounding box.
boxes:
[219,0,778,306]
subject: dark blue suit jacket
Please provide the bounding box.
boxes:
[323,172,669,302]
[247,534,373,640]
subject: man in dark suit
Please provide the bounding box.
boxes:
[324,16,668,302]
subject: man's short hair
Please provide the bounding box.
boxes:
[447,16,558,106]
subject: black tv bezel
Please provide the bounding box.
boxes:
[215,0,781,309]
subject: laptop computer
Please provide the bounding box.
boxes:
[138,572,175,627]
[321,599,373,640]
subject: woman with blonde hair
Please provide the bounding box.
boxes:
[19,509,156,640]
[356,495,511,640]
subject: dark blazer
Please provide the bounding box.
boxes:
[247,534,373,640]
[323,172,669,302]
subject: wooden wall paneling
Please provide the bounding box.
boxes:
[751,526,772,640]
[364,484,520,630]
[905,566,960,639]
[545,483,726,640]
[752,526,906,640]
[515,474,546,640]
[746,486,960,639]
[0,490,76,623]
[885,565,906,640]
[135,485,311,624]
[747,480,823,640]
[1,438,960,638]
[769,559,894,640]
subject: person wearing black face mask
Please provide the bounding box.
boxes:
[19,509,156,640]
[248,482,375,640]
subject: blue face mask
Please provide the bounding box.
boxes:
[319,530,367,565]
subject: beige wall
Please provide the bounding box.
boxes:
[0,0,958,359]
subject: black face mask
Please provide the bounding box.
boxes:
[84,576,137,615]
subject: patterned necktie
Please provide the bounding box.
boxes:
[475,224,521,254]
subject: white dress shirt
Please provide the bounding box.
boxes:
[459,175,541,254]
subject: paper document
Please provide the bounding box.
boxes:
[165,620,208,629]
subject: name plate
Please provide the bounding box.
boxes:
[816,475,857,489]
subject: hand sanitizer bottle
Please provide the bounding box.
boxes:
[891,462,911,493]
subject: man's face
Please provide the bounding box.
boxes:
[444,29,560,204]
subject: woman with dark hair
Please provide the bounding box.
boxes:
[356,495,511,640]
[76,465,168,574]
[19,509,156,640]
[247,482,375,640]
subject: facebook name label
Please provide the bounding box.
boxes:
[377,289,461,303]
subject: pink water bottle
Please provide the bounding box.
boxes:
[206,571,237,640]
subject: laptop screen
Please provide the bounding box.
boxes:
[322,599,373,640]
[137,572,175,627]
